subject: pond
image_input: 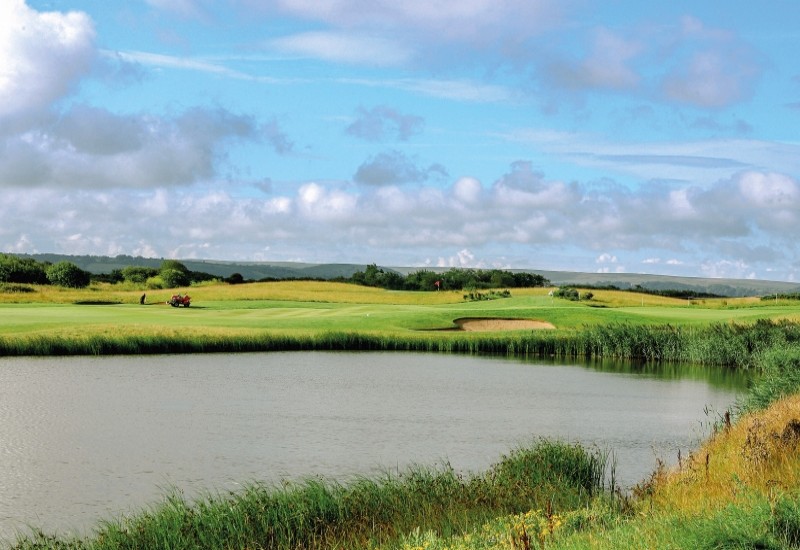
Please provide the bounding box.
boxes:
[0,352,747,541]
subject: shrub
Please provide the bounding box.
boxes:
[554,287,580,301]
[159,268,190,288]
[145,276,165,290]
[121,266,158,284]
[45,261,90,288]
[0,253,48,284]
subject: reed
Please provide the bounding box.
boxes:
[3,320,799,370]
[11,440,607,550]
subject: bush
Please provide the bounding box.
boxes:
[145,276,165,290]
[159,268,190,288]
[121,266,158,284]
[45,261,90,288]
[0,253,48,284]
[554,287,580,301]
[160,260,188,273]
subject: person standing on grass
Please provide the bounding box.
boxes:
[140,293,146,305]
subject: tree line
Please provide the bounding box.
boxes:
[0,253,217,289]
[0,253,550,292]
[343,264,550,291]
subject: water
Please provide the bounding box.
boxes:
[0,352,746,541]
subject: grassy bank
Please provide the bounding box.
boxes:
[2,319,799,369]
[13,441,607,550]
[378,346,800,550]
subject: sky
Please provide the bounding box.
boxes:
[1,1,799,281]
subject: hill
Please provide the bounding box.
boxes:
[14,253,800,297]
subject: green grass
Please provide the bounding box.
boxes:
[11,441,607,550]
[5,281,800,549]
[1,281,799,359]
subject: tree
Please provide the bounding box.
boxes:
[160,259,189,273]
[46,261,90,288]
[225,273,245,285]
[0,254,48,284]
[159,268,190,288]
[121,266,158,284]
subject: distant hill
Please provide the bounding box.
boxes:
[13,253,800,297]
[387,267,800,298]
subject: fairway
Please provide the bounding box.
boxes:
[0,281,797,343]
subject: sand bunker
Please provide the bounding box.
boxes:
[452,318,556,331]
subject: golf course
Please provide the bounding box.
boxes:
[0,280,797,357]
[2,278,800,549]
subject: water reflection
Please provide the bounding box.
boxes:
[0,352,747,541]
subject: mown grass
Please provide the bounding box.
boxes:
[1,280,799,360]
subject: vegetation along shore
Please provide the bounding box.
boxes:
[2,254,800,548]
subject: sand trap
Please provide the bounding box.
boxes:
[453,318,556,331]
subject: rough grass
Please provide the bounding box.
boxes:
[10,441,607,550]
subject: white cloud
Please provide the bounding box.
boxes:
[738,171,799,207]
[548,27,641,91]
[346,105,424,142]
[700,259,755,280]
[0,106,262,189]
[452,177,482,204]
[2,160,799,280]
[0,0,95,119]
[271,31,412,66]
[267,0,563,45]
[596,253,618,264]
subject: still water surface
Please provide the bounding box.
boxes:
[0,352,746,540]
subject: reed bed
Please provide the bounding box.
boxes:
[3,319,799,369]
[12,441,607,550]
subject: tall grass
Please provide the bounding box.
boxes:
[3,319,799,368]
[737,344,800,414]
[11,440,607,550]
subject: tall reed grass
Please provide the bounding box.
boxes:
[3,319,799,368]
[12,441,607,550]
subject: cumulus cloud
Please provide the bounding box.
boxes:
[0,0,95,120]
[0,106,263,189]
[346,105,424,142]
[353,150,447,186]
[3,164,799,276]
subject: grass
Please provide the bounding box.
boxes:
[4,280,800,549]
[370,348,800,550]
[11,441,607,550]
[1,280,799,359]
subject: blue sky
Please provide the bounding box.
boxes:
[2,1,800,281]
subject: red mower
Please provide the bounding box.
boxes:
[168,294,191,307]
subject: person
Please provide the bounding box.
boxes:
[140,293,146,305]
